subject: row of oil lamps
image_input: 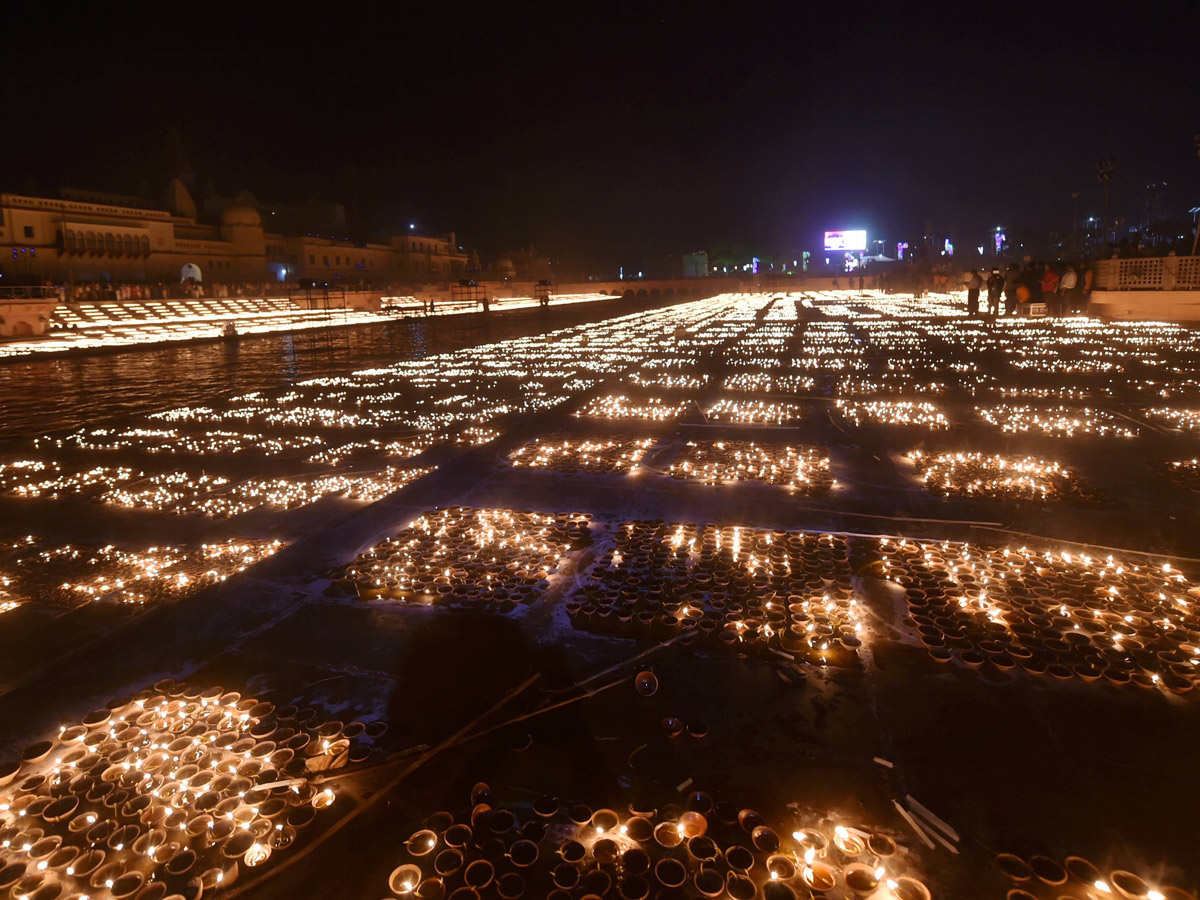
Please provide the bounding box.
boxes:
[389,784,931,900]
[0,679,383,900]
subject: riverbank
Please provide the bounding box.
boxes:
[0,290,621,363]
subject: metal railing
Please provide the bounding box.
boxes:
[1093,255,1200,291]
[0,286,61,300]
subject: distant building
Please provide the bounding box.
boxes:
[1142,182,1168,233]
[0,182,468,286]
[644,252,709,280]
[682,252,708,278]
[202,192,348,237]
[490,247,551,281]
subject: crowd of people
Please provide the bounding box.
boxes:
[1,277,396,304]
[961,261,1094,316]
[59,280,290,303]
[872,260,1095,317]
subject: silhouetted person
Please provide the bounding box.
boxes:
[965,269,983,315]
[986,269,1003,315]
[1080,263,1094,313]
[1041,264,1061,315]
[1003,265,1020,315]
[1059,265,1078,313]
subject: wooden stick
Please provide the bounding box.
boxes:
[892,799,935,849]
[387,672,542,787]
[922,820,960,855]
[318,642,659,786]
[312,744,430,783]
[547,633,683,699]
[905,794,960,843]
[452,675,630,746]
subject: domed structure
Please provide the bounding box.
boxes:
[494,257,516,279]
[220,204,262,228]
[163,179,197,219]
[219,199,266,261]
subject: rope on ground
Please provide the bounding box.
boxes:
[447,674,631,748]
[545,633,684,699]
[968,524,1200,564]
[786,508,1006,527]
[816,524,1200,566]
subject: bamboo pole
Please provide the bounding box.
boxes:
[221,672,540,899]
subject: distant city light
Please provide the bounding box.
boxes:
[824,230,867,251]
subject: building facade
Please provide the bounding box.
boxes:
[0,184,468,287]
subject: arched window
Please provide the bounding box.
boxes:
[104,233,116,254]
[140,236,150,255]
[85,232,97,253]
[64,230,76,251]
[122,235,134,255]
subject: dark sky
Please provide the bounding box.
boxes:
[4,2,1198,265]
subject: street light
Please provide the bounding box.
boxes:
[1096,158,1116,243]
[1192,131,1200,255]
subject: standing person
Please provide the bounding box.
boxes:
[1041,263,1060,314]
[1025,263,1043,306]
[1079,262,1094,314]
[986,268,1004,315]
[858,274,865,292]
[1059,264,1078,313]
[1003,264,1020,315]
[964,269,983,315]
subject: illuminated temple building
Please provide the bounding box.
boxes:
[0,181,469,285]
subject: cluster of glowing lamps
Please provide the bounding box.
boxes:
[101,466,434,517]
[721,372,816,394]
[975,404,1139,437]
[703,398,808,426]
[575,395,692,422]
[906,450,1103,504]
[573,521,863,658]
[509,435,655,473]
[0,539,282,609]
[386,785,933,900]
[1153,458,1200,493]
[669,440,834,493]
[878,537,1200,691]
[835,400,949,429]
[341,507,590,603]
[0,681,371,899]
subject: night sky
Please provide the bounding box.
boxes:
[4,3,1198,264]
